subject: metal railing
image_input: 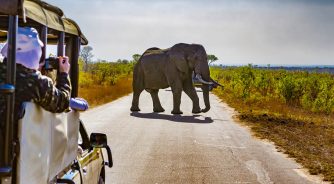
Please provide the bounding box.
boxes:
[0,15,18,183]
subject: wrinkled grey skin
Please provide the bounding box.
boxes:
[130,43,213,114]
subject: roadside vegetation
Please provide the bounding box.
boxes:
[211,65,334,182]
[78,46,137,107]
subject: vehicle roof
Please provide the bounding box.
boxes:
[0,0,88,45]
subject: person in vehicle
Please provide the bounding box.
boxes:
[0,27,89,114]
[0,27,88,162]
[0,27,71,117]
[0,27,70,165]
[38,56,89,111]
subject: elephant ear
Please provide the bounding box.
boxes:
[169,50,189,74]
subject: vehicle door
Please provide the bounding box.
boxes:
[77,121,104,184]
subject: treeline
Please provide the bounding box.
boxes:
[76,46,139,106]
[211,65,334,114]
[77,58,135,107]
[78,58,135,87]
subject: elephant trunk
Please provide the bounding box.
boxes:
[193,49,211,112]
[194,63,201,77]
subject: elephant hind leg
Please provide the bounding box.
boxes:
[131,79,144,111]
[131,88,143,111]
[149,89,165,113]
[131,63,144,112]
[171,88,183,114]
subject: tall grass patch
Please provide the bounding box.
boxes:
[211,66,334,182]
[78,59,134,106]
[79,77,132,107]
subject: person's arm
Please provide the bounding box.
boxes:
[34,74,71,112]
[34,56,71,113]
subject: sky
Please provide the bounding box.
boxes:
[47,0,334,65]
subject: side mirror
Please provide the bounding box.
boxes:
[90,133,107,148]
[89,133,113,168]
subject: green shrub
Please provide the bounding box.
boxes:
[210,66,334,114]
[79,60,134,87]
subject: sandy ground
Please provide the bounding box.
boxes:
[81,89,322,184]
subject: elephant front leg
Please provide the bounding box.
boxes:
[201,85,211,113]
[183,78,201,113]
[149,89,165,113]
[171,89,183,114]
[183,86,201,114]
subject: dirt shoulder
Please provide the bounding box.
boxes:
[78,76,132,107]
[213,90,334,183]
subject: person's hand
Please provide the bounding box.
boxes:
[58,56,70,74]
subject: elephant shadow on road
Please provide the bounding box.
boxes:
[130,112,213,124]
[165,89,203,93]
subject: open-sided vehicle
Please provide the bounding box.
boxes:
[0,0,112,183]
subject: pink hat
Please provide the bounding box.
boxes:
[1,27,44,70]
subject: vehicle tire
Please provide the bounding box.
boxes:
[98,176,104,184]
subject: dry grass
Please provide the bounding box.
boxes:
[78,76,133,107]
[213,89,334,182]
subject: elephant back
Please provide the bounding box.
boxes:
[139,48,169,89]
[142,47,168,57]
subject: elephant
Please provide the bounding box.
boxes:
[130,43,216,114]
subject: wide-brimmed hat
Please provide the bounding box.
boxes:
[1,27,44,70]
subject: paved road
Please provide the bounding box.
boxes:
[81,89,320,184]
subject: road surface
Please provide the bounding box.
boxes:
[81,89,321,184]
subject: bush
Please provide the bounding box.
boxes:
[77,58,134,106]
[211,66,334,114]
[79,59,134,87]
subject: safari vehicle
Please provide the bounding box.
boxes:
[0,0,112,183]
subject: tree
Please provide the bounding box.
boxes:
[207,54,218,65]
[132,54,141,62]
[80,46,93,71]
[116,59,129,64]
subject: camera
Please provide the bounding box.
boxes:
[43,56,59,70]
[43,56,67,70]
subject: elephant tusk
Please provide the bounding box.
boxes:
[196,74,213,85]
[210,77,224,87]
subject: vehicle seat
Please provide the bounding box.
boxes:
[16,102,79,184]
